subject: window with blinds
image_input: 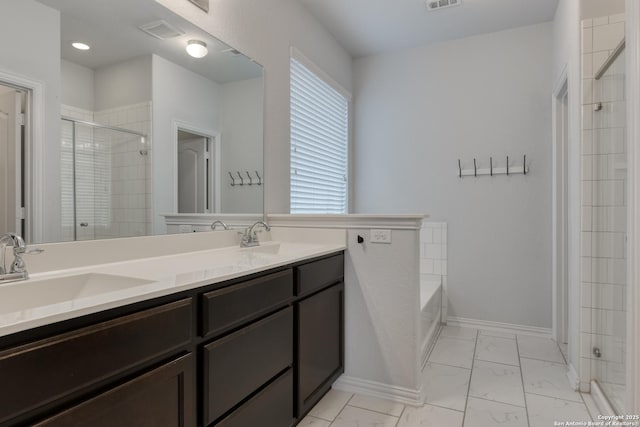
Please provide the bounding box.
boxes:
[290,54,349,214]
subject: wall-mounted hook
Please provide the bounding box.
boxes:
[523,154,527,175]
[473,158,477,177]
[490,157,493,177]
[246,171,253,185]
[357,235,364,244]
[255,170,262,186]
[228,171,236,186]
[506,156,510,176]
[458,159,462,178]
[237,171,244,186]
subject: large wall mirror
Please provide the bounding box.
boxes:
[0,0,263,244]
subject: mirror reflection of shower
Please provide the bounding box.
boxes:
[60,114,150,241]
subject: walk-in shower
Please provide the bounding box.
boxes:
[60,117,150,241]
[581,12,627,413]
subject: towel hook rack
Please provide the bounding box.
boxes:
[237,171,244,186]
[506,156,510,176]
[228,171,236,186]
[473,158,477,177]
[255,170,262,186]
[246,171,253,185]
[490,157,493,177]
[458,159,462,178]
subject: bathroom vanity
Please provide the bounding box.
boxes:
[0,247,345,427]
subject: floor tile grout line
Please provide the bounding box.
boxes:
[515,335,532,427]
[525,390,590,405]
[323,392,355,424]
[420,401,466,414]
[344,403,402,419]
[466,395,527,409]
[426,360,473,370]
[473,357,521,368]
[394,404,407,427]
[519,355,570,366]
[461,328,479,427]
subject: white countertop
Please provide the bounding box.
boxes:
[0,240,345,338]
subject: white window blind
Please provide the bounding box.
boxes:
[290,55,349,214]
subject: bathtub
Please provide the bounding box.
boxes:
[420,277,442,368]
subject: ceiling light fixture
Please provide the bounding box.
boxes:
[186,40,208,58]
[71,42,91,51]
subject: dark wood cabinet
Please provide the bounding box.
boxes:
[0,299,193,426]
[203,307,293,425]
[33,353,195,427]
[0,251,344,427]
[296,282,345,417]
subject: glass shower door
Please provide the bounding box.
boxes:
[590,47,627,413]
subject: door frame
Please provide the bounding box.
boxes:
[171,120,220,214]
[0,70,43,243]
[552,68,570,346]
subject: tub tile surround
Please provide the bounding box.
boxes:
[303,327,596,427]
[581,13,627,404]
[420,222,448,322]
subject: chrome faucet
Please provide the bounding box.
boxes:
[210,220,230,231]
[240,221,271,247]
[0,233,29,282]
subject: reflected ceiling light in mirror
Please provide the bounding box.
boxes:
[186,40,208,58]
[71,42,91,51]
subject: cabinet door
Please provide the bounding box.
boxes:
[33,353,195,427]
[297,283,344,417]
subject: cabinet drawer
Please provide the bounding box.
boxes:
[216,369,293,427]
[201,269,293,338]
[203,307,293,425]
[0,299,192,425]
[33,353,195,427]
[296,254,344,296]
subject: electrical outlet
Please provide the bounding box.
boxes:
[371,229,392,244]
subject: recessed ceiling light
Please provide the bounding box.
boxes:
[71,42,91,51]
[186,40,208,58]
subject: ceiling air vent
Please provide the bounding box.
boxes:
[139,20,185,40]
[426,0,461,11]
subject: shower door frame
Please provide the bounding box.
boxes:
[625,0,640,413]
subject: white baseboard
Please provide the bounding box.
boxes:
[421,321,442,370]
[332,375,424,407]
[447,316,553,338]
[590,380,617,417]
[567,363,580,391]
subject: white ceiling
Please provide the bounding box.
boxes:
[36,0,262,84]
[298,0,560,57]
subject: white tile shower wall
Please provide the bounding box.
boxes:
[94,102,152,239]
[581,14,626,407]
[420,222,448,321]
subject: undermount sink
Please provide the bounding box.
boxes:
[0,273,156,315]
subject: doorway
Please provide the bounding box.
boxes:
[553,78,570,354]
[0,82,27,239]
[177,129,216,213]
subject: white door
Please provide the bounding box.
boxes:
[0,90,22,236]
[178,137,208,213]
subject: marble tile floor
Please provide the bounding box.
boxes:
[302,326,596,427]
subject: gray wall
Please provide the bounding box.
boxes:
[156,0,353,214]
[581,0,624,19]
[220,78,264,214]
[94,56,152,111]
[152,54,221,234]
[353,23,554,328]
[0,0,61,243]
[61,60,95,111]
